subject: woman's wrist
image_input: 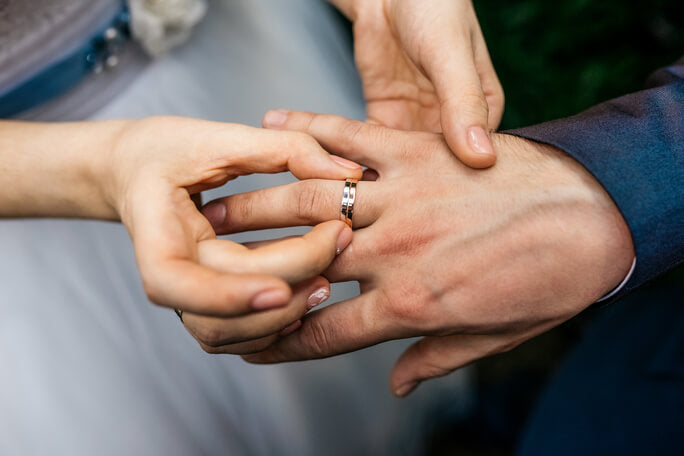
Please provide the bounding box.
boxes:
[0,119,127,220]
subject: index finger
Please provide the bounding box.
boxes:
[262,111,425,175]
[207,124,364,180]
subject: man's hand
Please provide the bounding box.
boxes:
[204,111,634,396]
[325,0,504,167]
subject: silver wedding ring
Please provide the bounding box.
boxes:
[340,178,358,228]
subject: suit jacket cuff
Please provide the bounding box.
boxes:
[505,58,684,301]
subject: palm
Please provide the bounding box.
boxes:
[353,19,442,132]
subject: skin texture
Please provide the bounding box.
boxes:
[0,117,362,349]
[202,111,635,397]
[327,0,504,167]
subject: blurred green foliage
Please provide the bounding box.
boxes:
[474,0,684,129]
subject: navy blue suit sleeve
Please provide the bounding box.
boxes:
[507,58,684,297]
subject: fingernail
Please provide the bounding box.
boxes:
[202,201,226,227]
[251,289,290,310]
[331,155,362,170]
[263,109,288,127]
[394,381,419,397]
[336,226,353,255]
[467,126,496,157]
[279,319,302,336]
[307,287,330,310]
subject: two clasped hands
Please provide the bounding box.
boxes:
[14,0,631,397]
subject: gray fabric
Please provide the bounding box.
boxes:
[0,1,470,455]
[0,0,120,92]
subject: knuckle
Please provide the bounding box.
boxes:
[299,318,334,358]
[299,244,331,276]
[313,248,333,271]
[415,355,452,379]
[223,191,275,232]
[464,91,489,115]
[198,342,224,355]
[306,231,336,265]
[418,359,452,379]
[295,182,324,222]
[300,112,317,134]
[446,89,489,120]
[391,298,428,328]
[383,285,439,333]
[288,131,318,150]
[337,120,366,154]
[141,274,163,306]
[192,324,227,347]
[231,337,276,355]
[239,196,254,222]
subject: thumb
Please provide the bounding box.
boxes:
[422,41,496,169]
[390,335,485,397]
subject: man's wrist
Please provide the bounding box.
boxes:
[493,133,636,300]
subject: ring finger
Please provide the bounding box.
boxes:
[203,179,385,235]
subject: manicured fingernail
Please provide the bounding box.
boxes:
[263,109,288,127]
[202,201,226,227]
[251,289,290,310]
[467,126,496,157]
[331,155,362,170]
[279,320,302,336]
[336,226,353,255]
[394,381,419,397]
[307,287,330,310]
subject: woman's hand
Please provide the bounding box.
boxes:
[101,116,362,319]
[203,111,634,395]
[0,117,362,343]
[324,0,504,168]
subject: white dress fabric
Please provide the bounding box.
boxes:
[0,1,469,455]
